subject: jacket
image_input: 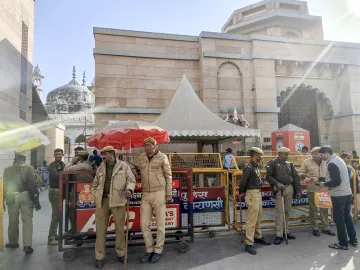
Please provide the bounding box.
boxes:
[239,160,262,193]
[266,158,301,195]
[139,151,172,196]
[298,158,326,192]
[3,164,37,194]
[324,154,352,197]
[348,166,360,194]
[64,161,94,182]
[91,160,136,208]
[48,160,65,188]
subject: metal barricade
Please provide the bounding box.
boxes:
[58,168,194,261]
[230,155,332,233]
[170,153,230,236]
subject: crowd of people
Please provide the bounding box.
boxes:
[2,141,359,266]
[240,146,358,255]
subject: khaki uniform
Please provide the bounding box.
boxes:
[3,164,37,247]
[266,158,301,237]
[298,158,329,231]
[138,151,172,254]
[91,160,136,260]
[47,160,65,241]
[65,161,94,231]
[239,160,263,245]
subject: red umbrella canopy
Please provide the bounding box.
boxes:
[87,120,169,150]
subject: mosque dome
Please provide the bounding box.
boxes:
[46,66,91,114]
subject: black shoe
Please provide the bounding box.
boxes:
[139,253,153,263]
[313,230,320,237]
[322,230,336,236]
[254,237,271,245]
[349,239,358,247]
[5,243,19,248]
[118,256,126,264]
[95,260,104,269]
[150,253,162,263]
[274,237,283,245]
[284,233,296,240]
[23,246,33,254]
[245,245,257,255]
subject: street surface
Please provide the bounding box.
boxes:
[0,189,359,270]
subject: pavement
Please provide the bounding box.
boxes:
[1,189,360,270]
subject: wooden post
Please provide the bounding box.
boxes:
[0,177,4,251]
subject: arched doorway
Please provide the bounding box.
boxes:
[279,84,334,148]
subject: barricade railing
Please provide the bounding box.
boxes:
[170,153,230,235]
[231,170,333,233]
[58,168,194,261]
[349,165,359,222]
[230,155,310,172]
[175,169,230,236]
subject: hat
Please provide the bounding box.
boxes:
[225,148,232,153]
[144,137,157,146]
[77,150,89,156]
[310,147,321,153]
[250,147,263,155]
[278,147,290,153]
[15,151,26,157]
[100,146,115,154]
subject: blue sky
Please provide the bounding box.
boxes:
[34,0,360,101]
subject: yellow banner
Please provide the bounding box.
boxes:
[0,177,3,251]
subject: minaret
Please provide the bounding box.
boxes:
[32,64,44,100]
[82,71,86,86]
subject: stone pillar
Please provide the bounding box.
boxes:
[253,59,279,150]
[44,124,65,164]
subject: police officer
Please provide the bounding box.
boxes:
[91,146,136,269]
[47,148,66,245]
[298,147,336,237]
[266,147,301,245]
[139,138,172,264]
[65,150,94,233]
[239,147,271,255]
[3,151,37,254]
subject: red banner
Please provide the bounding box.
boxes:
[75,181,181,233]
[77,205,180,232]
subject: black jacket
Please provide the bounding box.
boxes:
[48,160,65,188]
[266,158,301,196]
[239,160,262,193]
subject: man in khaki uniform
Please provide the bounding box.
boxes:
[139,138,172,264]
[299,147,336,237]
[239,147,271,255]
[3,152,37,254]
[266,147,301,245]
[65,150,94,232]
[91,146,135,269]
[47,148,66,245]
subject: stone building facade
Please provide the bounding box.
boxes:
[0,0,34,123]
[93,0,360,152]
[0,0,35,173]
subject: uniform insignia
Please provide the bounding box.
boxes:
[77,184,95,207]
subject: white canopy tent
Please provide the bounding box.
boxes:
[153,75,261,152]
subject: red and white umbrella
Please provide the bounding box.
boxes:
[87,120,169,150]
